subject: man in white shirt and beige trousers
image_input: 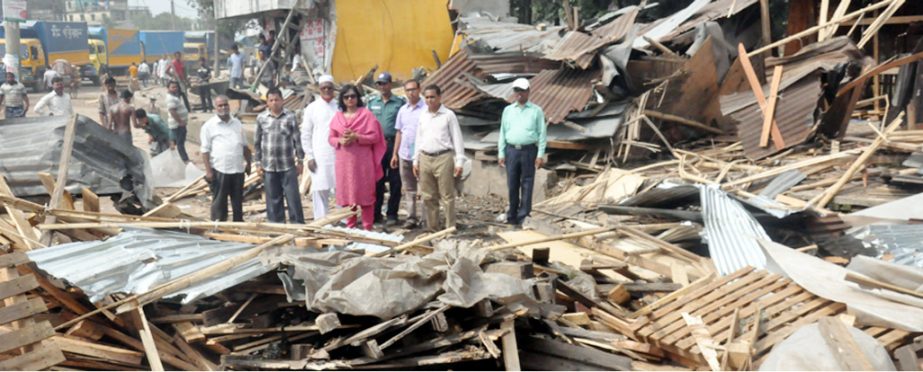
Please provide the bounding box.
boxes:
[413,84,465,231]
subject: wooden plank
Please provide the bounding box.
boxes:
[0,274,39,301]
[52,335,145,366]
[681,313,720,371]
[379,305,450,350]
[500,318,521,371]
[0,176,39,249]
[173,333,217,371]
[40,115,79,246]
[0,252,29,267]
[818,317,875,371]
[753,302,846,354]
[37,172,75,210]
[0,341,65,371]
[759,66,784,147]
[0,297,47,325]
[137,304,165,371]
[519,336,633,371]
[0,320,55,354]
[658,274,785,345]
[81,187,100,212]
[174,321,206,343]
[845,272,923,299]
[736,44,785,150]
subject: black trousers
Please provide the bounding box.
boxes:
[209,171,244,222]
[375,136,402,221]
[199,85,213,111]
[505,144,538,225]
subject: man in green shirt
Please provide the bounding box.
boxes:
[368,72,406,226]
[498,78,547,226]
[134,108,175,157]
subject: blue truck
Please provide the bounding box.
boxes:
[0,21,92,90]
[139,30,185,64]
[88,27,144,84]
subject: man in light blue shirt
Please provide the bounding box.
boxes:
[498,78,547,226]
[228,45,244,89]
[391,79,426,228]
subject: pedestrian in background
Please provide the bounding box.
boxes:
[0,72,29,119]
[138,60,151,88]
[368,72,404,226]
[33,77,72,117]
[329,84,386,230]
[228,45,244,90]
[166,80,190,163]
[133,108,174,157]
[196,57,213,112]
[498,78,547,226]
[255,88,305,224]
[98,77,119,130]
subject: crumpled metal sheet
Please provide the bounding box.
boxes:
[700,185,769,275]
[849,224,923,269]
[459,16,565,54]
[0,114,153,206]
[270,243,537,319]
[26,228,269,304]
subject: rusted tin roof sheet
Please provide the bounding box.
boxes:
[545,7,638,69]
[530,68,601,124]
[721,73,823,160]
[423,50,484,110]
[424,50,560,110]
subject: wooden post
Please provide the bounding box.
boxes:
[759,0,771,46]
[135,303,165,371]
[737,44,785,149]
[40,115,79,246]
[500,318,520,371]
[372,227,456,257]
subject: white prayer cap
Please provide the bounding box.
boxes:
[512,78,530,90]
[318,74,334,84]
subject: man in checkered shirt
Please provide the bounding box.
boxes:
[254,87,305,223]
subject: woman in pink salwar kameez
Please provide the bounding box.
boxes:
[329,84,386,230]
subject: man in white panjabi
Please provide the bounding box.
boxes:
[300,74,338,220]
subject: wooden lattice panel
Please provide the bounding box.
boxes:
[0,251,65,370]
[628,267,912,368]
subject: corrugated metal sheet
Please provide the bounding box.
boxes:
[544,7,638,70]
[530,68,601,124]
[544,31,600,68]
[850,225,923,269]
[658,0,759,43]
[424,50,484,110]
[634,0,711,49]
[460,16,566,54]
[720,73,823,160]
[744,170,806,218]
[26,228,270,304]
[0,114,153,206]
[619,183,699,208]
[424,50,558,110]
[700,185,769,276]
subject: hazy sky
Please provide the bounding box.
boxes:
[128,0,199,18]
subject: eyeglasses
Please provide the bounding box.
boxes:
[343,94,358,100]
[216,103,230,107]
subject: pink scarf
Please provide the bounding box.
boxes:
[330,107,386,181]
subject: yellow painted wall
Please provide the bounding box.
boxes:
[331,0,454,81]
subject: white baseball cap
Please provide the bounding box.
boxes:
[512,78,530,90]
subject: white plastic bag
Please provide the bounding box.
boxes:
[150,149,186,188]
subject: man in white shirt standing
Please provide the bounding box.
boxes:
[138,61,151,88]
[42,67,58,91]
[0,72,29,118]
[159,57,170,86]
[166,80,190,163]
[300,74,338,220]
[228,45,244,90]
[33,77,73,117]
[412,84,465,231]
[201,95,252,221]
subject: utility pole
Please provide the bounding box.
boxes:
[3,5,22,78]
[170,0,177,30]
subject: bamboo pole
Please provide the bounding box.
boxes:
[485,227,616,251]
[372,227,457,257]
[816,113,904,208]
